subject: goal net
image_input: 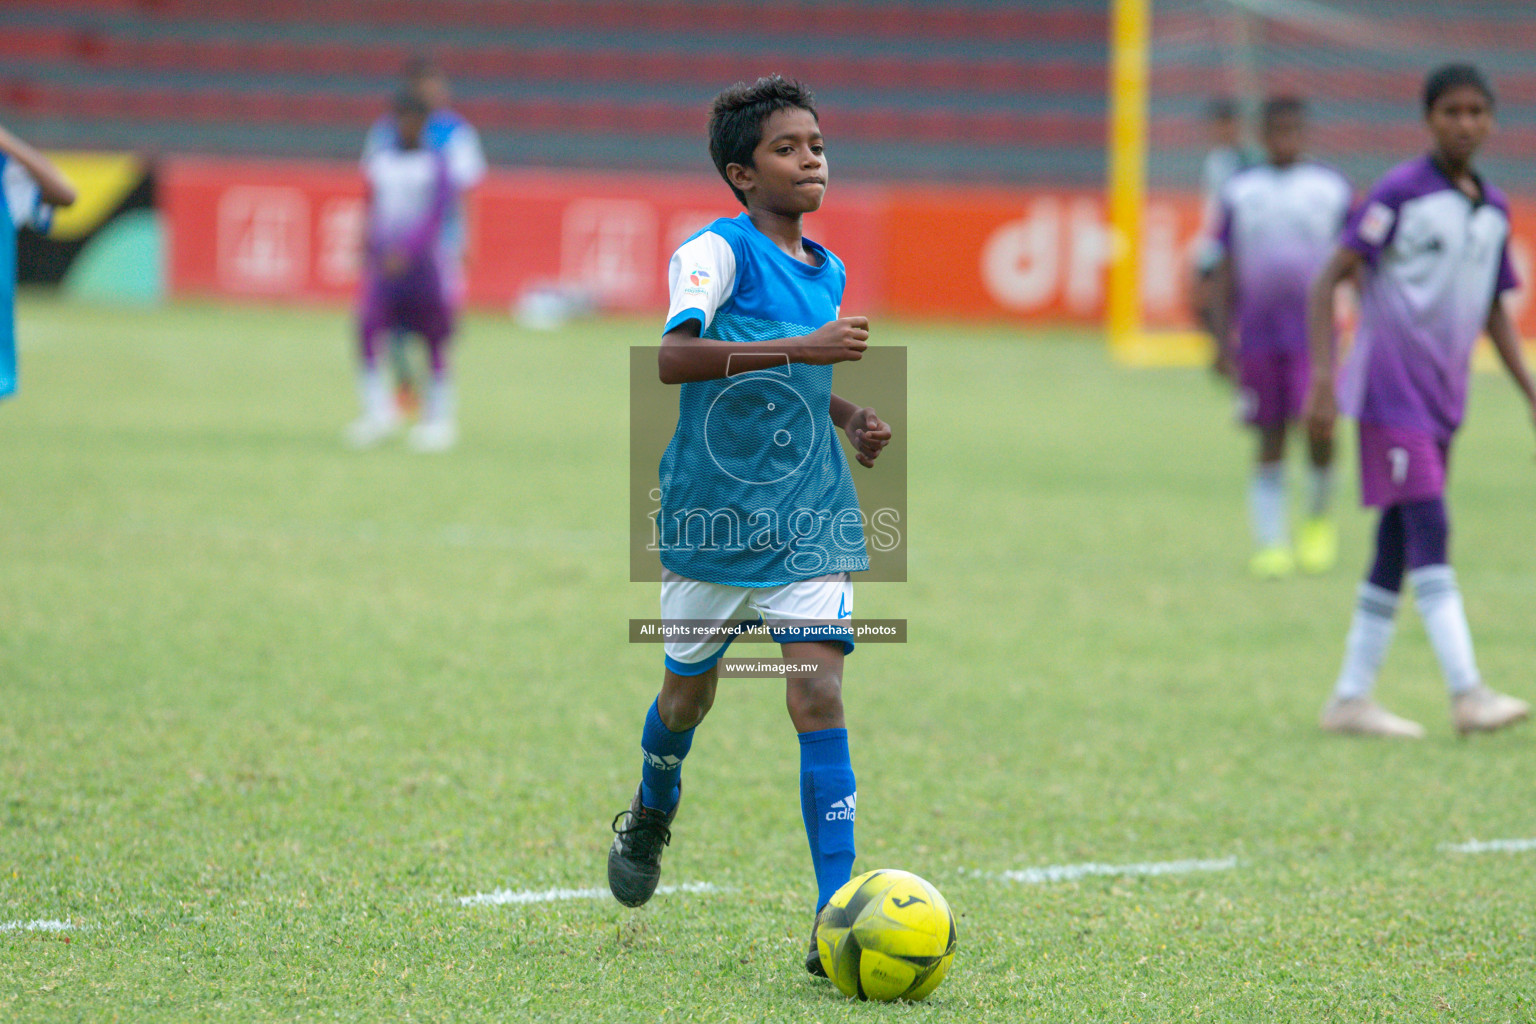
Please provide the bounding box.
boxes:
[1107,0,1536,365]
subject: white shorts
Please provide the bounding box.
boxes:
[660,570,854,676]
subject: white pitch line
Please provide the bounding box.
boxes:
[1441,838,1536,855]
[458,881,723,907]
[0,919,75,933]
[984,856,1238,885]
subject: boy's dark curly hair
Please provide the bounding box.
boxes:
[1261,95,1305,126]
[1423,64,1494,112]
[708,76,819,207]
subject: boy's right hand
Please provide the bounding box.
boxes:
[802,317,869,364]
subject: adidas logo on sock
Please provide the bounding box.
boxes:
[642,751,683,770]
[826,793,857,822]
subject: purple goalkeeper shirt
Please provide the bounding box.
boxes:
[361,146,452,288]
[1337,155,1519,442]
[1217,160,1352,354]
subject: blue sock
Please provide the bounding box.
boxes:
[798,727,857,911]
[639,700,693,813]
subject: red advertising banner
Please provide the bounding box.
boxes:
[161,158,885,314]
[163,159,360,301]
[162,157,1536,335]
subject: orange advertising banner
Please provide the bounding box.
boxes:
[881,187,1535,334]
[161,158,1536,336]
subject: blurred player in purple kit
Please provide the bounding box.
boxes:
[359,58,485,443]
[347,91,459,452]
[1191,97,1253,340]
[1308,65,1534,737]
[1210,97,1351,578]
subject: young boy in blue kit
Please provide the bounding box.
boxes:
[606,77,892,978]
[0,122,76,401]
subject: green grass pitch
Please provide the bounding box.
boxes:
[2,294,1535,1022]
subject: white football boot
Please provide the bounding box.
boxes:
[407,419,457,453]
[1451,686,1530,736]
[1319,697,1426,739]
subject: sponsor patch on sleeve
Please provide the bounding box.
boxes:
[1357,201,1395,246]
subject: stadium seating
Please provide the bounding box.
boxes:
[0,0,1108,184]
[1146,0,1536,188]
[5,0,1532,186]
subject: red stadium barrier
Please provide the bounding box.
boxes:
[161,158,886,314]
[160,157,1536,335]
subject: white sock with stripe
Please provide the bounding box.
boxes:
[359,366,395,422]
[1410,565,1480,696]
[1332,582,1399,701]
[1249,462,1287,549]
[424,374,456,426]
[1306,463,1334,519]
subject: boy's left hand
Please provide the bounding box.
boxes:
[843,407,891,467]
